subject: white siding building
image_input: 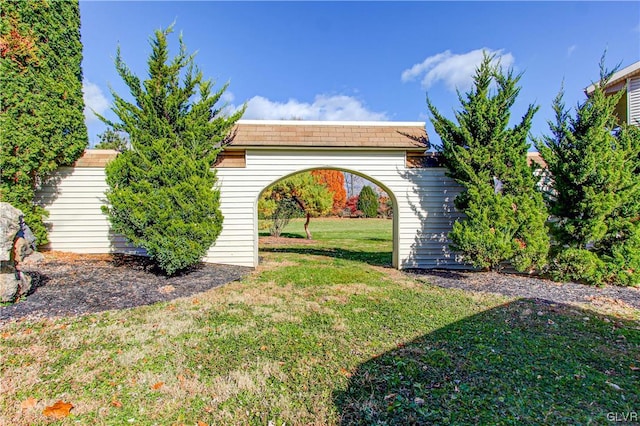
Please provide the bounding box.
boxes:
[586,60,640,126]
[37,120,465,269]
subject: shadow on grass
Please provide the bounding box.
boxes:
[335,298,640,425]
[258,231,306,239]
[260,247,392,267]
[404,268,474,281]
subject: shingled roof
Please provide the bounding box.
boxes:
[227,120,429,151]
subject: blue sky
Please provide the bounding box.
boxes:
[80,1,640,149]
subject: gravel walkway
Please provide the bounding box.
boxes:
[406,269,640,312]
[0,253,252,324]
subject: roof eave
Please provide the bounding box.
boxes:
[236,119,426,127]
[585,61,640,95]
[223,145,428,152]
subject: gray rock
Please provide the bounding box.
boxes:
[22,251,45,265]
[13,237,33,262]
[0,202,22,262]
[0,273,19,302]
[0,270,31,303]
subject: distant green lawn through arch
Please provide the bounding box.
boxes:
[259,217,393,267]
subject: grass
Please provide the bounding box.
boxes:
[259,217,393,266]
[1,218,638,425]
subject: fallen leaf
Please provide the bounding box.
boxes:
[111,399,123,408]
[340,368,352,377]
[192,298,200,305]
[260,345,268,351]
[42,400,73,418]
[630,365,640,371]
[20,397,37,410]
[606,381,622,391]
[1,332,11,339]
[197,421,208,426]
[151,382,164,390]
[23,328,32,335]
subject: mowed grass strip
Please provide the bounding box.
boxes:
[0,218,637,425]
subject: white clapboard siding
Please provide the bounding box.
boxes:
[209,149,463,269]
[36,149,464,269]
[36,167,143,255]
[629,77,640,126]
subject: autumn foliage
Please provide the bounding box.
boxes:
[345,195,360,215]
[311,170,347,215]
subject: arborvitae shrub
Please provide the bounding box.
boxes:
[357,186,378,218]
[536,58,640,286]
[0,0,87,244]
[101,26,242,275]
[548,248,606,286]
[428,54,549,272]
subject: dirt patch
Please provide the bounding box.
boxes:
[259,236,317,245]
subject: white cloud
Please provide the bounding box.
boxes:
[567,44,577,56]
[238,94,388,121]
[82,80,110,123]
[221,91,235,104]
[401,48,515,92]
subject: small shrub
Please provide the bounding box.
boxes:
[603,228,640,287]
[104,142,223,275]
[357,186,378,218]
[549,248,606,286]
[269,198,300,237]
[346,195,359,214]
[378,195,393,219]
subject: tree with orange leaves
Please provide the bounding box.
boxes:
[311,170,347,215]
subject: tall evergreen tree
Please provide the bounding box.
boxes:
[0,0,88,243]
[428,54,549,272]
[101,26,243,275]
[535,59,640,286]
[357,185,378,218]
[94,129,129,151]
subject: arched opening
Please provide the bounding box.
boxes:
[254,167,399,268]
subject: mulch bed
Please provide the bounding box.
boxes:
[2,252,639,324]
[0,252,252,324]
[406,269,640,312]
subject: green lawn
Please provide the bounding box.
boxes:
[1,218,638,425]
[259,217,394,266]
